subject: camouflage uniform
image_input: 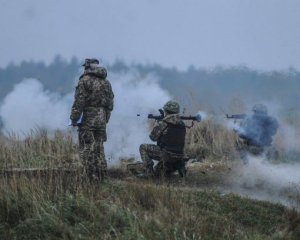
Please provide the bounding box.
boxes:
[70,66,114,181]
[236,104,278,160]
[140,101,186,174]
[139,120,167,169]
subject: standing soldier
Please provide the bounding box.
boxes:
[70,58,114,181]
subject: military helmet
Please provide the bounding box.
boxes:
[252,104,267,114]
[163,100,180,114]
[82,58,99,67]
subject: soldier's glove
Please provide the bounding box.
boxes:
[71,121,78,127]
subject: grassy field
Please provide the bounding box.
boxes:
[0,175,300,240]
[0,120,299,239]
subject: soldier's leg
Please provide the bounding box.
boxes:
[94,131,107,181]
[235,138,248,164]
[78,130,85,166]
[139,144,162,171]
[79,129,96,180]
[99,141,107,179]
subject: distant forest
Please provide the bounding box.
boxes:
[1,55,300,113]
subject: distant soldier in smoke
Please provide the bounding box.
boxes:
[235,104,279,156]
[139,100,186,177]
[70,58,114,181]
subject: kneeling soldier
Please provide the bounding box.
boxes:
[139,100,186,177]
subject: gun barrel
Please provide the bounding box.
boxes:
[226,114,246,119]
[180,115,201,122]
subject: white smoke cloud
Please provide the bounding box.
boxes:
[237,155,300,189]
[224,101,300,153]
[0,79,73,134]
[220,102,300,208]
[0,72,171,165]
[274,119,300,153]
[227,155,300,209]
[106,71,171,163]
[196,111,208,121]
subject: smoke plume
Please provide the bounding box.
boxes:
[0,79,73,134]
[106,71,170,162]
[222,102,300,208]
[227,155,300,209]
[0,72,171,164]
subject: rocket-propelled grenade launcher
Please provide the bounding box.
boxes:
[138,109,202,124]
[148,109,202,122]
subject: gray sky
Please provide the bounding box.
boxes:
[0,0,299,70]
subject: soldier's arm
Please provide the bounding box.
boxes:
[107,81,114,111]
[105,81,114,123]
[70,79,87,123]
[149,121,167,141]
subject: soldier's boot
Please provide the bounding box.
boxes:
[86,165,101,182]
[99,159,108,182]
[146,161,155,176]
[99,168,108,182]
[137,163,154,178]
[145,166,154,178]
[178,165,187,178]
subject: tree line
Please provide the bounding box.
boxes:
[1,55,299,112]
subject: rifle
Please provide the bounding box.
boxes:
[225,114,247,119]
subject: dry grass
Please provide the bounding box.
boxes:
[0,129,79,169]
[0,120,299,239]
[0,175,299,240]
[185,118,239,162]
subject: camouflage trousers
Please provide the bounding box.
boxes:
[236,138,264,164]
[139,144,162,169]
[236,138,264,155]
[78,129,107,181]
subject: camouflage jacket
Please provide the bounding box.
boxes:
[239,113,278,147]
[149,114,185,141]
[70,67,114,135]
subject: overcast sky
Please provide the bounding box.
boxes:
[0,0,299,70]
